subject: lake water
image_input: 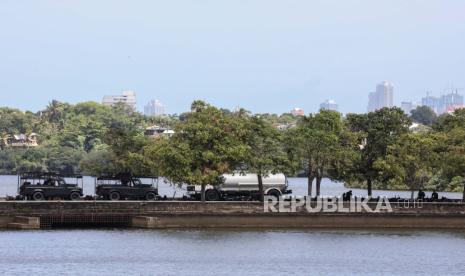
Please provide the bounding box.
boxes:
[1,175,465,275]
[0,175,462,199]
[0,229,465,275]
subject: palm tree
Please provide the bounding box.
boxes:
[0,132,11,150]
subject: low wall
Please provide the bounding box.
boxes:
[0,216,13,228]
[0,201,264,217]
[0,201,464,229]
[1,201,465,216]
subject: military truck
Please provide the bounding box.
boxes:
[95,175,159,200]
[18,172,83,200]
[186,173,291,201]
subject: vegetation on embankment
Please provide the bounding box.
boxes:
[1,100,464,200]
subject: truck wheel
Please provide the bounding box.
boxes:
[145,192,157,201]
[205,189,220,201]
[267,189,281,200]
[109,192,121,201]
[32,192,45,201]
[69,192,81,201]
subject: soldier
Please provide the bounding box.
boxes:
[431,191,439,201]
[417,190,425,200]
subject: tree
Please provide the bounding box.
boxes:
[0,100,153,175]
[0,132,11,150]
[242,115,288,201]
[79,145,118,176]
[293,110,353,197]
[145,101,247,201]
[437,128,465,200]
[346,107,411,196]
[46,146,84,174]
[103,123,151,175]
[375,133,436,199]
[41,100,70,130]
[0,107,38,135]
[434,108,465,131]
[432,108,465,199]
[410,106,437,126]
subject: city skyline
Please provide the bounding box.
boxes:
[1,84,464,116]
[1,79,464,115]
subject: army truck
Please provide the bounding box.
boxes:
[95,175,159,200]
[18,172,83,200]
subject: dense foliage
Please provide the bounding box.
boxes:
[1,100,465,199]
[0,101,162,175]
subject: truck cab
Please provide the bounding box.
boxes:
[95,175,159,200]
[186,173,292,201]
[18,172,83,200]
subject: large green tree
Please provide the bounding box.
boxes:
[437,128,465,200]
[346,107,411,196]
[145,101,247,201]
[432,109,465,199]
[375,133,437,199]
[293,110,354,196]
[242,115,289,201]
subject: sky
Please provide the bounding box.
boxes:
[0,0,464,114]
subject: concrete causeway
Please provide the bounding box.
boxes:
[1,201,465,229]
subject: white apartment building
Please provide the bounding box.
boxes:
[102,90,137,110]
[144,99,165,116]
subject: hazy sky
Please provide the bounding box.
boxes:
[0,0,464,114]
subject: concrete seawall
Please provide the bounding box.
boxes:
[1,201,465,229]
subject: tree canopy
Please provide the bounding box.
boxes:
[144,101,247,201]
[410,106,437,126]
[1,100,465,199]
[241,115,290,201]
[346,107,411,196]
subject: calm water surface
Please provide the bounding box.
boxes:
[1,229,465,275]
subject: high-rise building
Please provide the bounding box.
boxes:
[144,100,165,116]
[290,108,304,116]
[320,99,338,111]
[421,92,440,114]
[421,90,464,114]
[367,81,394,112]
[440,91,463,114]
[102,90,137,110]
[400,101,417,115]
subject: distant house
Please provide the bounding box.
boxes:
[6,133,39,148]
[274,123,296,131]
[291,108,305,116]
[409,123,431,134]
[144,125,175,138]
